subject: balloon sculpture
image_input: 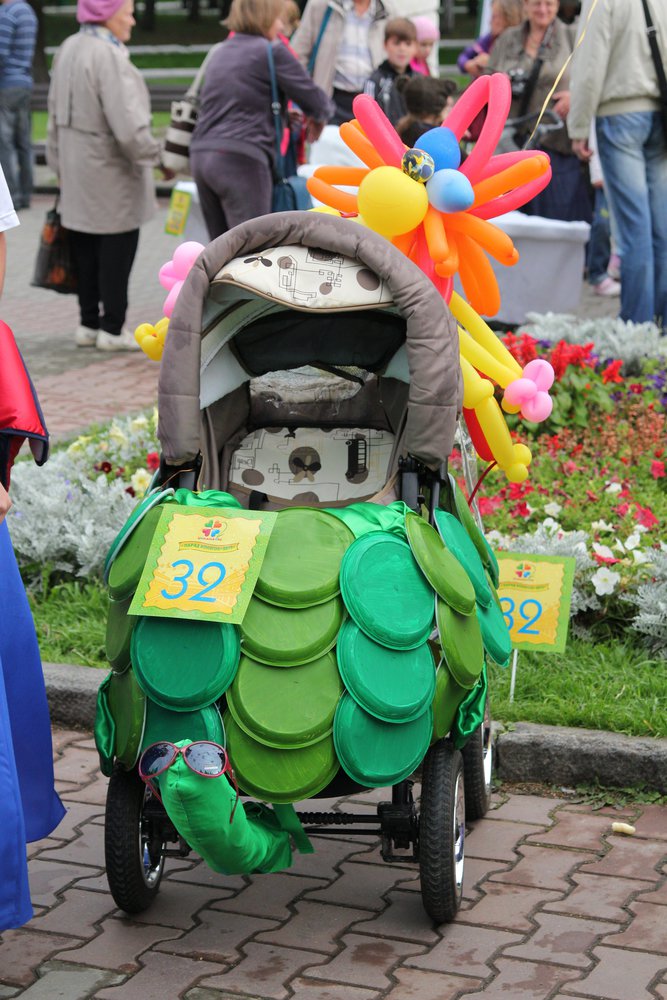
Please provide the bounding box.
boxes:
[308,74,556,483]
[134,241,205,361]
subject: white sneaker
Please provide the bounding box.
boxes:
[96,328,141,352]
[593,276,621,297]
[75,325,99,347]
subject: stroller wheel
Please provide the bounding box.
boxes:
[462,696,493,822]
[418,739,465,924]
[105,764,165,914]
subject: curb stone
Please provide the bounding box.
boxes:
[44,663,667,793]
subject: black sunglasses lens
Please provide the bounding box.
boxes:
[184,742,226,776]
[140,742,176,777]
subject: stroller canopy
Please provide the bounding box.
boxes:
[158,213,462,472]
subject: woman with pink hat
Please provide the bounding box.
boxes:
[46,0,172,351]
[410,16,439,77]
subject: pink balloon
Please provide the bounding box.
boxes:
[159,240,205,313]
[163,282,183,318]
[523,358,555,390]
[158,261,178,290]
[458,74,512,186]
[353,94,405,168]
[173,241,205,276]
[504,360,555,423]
[523,393,553,423]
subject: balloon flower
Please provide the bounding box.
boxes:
[159,241,206,318]
[307,75,556,483]
[134,317,169,361]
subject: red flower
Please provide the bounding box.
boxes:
[511,501,531,519]
[146,451,160,471]
[477,495,503,515]
[635,504,659,529]
[650,460,666,479]
[95,460,112,474]
[614,503,630,518]
[593,553,621,566]
[125,486,136,497]
[601,359,623,384]
[586,490,598,502]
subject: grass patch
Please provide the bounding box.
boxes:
[489,637,667,739]
[27,577,108,669]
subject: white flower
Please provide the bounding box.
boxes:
[592,567,620,596]
[632,550,651,565]
[131,468,151,495]
[130,415,149,432]
[485,530,505,545]
[109,424,129,446]
[544,502,562,517]
[635,524,649,534]
[605,482,622,494]
[592,542,615,561]
[624,533,641,550]
[613,539,626,553]
[591,519,614,533]
[542,517,561,534]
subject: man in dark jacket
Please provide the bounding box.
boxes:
[364,17,416,125]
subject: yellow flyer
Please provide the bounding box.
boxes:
[164,189,192,237]
[130,505,276,624]
[496,553,575,653]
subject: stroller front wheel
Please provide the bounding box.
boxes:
[418,739,465,924]
[105,764,165,914]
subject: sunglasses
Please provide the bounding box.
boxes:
[138,741,239,819]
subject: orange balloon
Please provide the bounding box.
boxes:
[392,228,418,255]
[312,166,368,186]
[340,122,385,170]
[434,233,460,277]
[457,233,501,316]
[472,156,549,209]
[446,213,517,264]
[423,205,449,263]
[307,175,358,214]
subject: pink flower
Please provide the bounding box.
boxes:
[650,459,666,479]
[635,504,659,530]
[477,495,502,515]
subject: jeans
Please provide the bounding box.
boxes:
[596,111,667,328]
[68,229,139,335]
[0,88,33,210]
[587,186,611,286]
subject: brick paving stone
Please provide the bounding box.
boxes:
[488,794,564,826]
[560,945,667,1000]
[53,916,181,972]
[0,929,80,988]
[51,746,99,786]
[210,873,327,920]
[199,942,329,999]
[602,900,667,952]
[95,951,221,1000]
[51,730,83,752]
[465,820,539,862]
[255,900,373,953]
[634,804,667,842]
[27,859,99,907]
[635,880,667,905]
[155,909,278,964]
[37,821,105,869]
[503,912,620,968]
[33,801,104,845]
[301,933,426,991]
[385,968,484,999]
[285,836,377,881]
[581,837,667,883]
[166,860,248,894]
[456,883,563,932]
[351,890,442,944]
[288,978,382,1000]
[129,882,232,930]
[525,810,614,853]
[10,963,124,999]
[489,846,596,891]
[461,857,514,899]
[29,887,117,938]
[303,861,415,911]
[455,958,582,1000]
[543,872,649,922]
[64,771,110,807]
[404,923,522,979]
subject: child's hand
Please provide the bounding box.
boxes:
[0,483,11,525]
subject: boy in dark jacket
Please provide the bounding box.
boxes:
[364,17,416,126]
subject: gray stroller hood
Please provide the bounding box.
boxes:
[158,212,462,472]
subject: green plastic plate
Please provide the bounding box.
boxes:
[142,701,225,751]
[104,488,173,584]
[435,597,485,689]
[226,650,343,748]
[132,616,240,710]
[339,532,434,650]
[107,506,164,601]
[431,665,468,741]
[336,619,436,723]
[405,512,476,616]
[240,595,346,666]
[255,507,354,608]
[477,599,513,666]
[224,711,339,803]
[105,595,134,674]
[434,509,492,607]
[108,668,146,768]
[448,475,500,583]
[333,693,432,787]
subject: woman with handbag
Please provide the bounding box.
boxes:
[190,0,334,241]
[486,0,592,223]
[46,0,173,351]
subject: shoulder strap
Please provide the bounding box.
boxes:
[640,0,667,105]
[266,41,285,181]
[185,41,222,100]
[517,19,556,120]
[307,5,333,76]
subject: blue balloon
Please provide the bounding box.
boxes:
[426,168,475,214]
[414,127,461,171]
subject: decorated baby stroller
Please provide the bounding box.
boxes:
[99,212,507,927]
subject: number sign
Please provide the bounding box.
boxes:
[496,553,575,653]
[129,505,276,624]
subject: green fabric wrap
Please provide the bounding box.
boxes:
[157,743,293,875]
[94,673,115,777]
[171,488,242,509]
[451,664,488,750]
[324,500,411,539]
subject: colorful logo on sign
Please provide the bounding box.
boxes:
[497,554,575,653]
[514,562,534,580]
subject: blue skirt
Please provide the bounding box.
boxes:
[0,520,65,932]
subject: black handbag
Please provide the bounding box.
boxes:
[640,0,667,139]
[267,43,313,213]
[31,197,77,295]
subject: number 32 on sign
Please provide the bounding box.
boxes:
[496,553,575,653]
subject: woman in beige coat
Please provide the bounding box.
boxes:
[47,0,171,351]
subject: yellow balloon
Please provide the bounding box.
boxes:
[357,166,428,238]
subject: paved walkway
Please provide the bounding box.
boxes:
[1,730,665,999]
[3,195,618,442]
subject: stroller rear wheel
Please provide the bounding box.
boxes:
[462,696,493,822]
[105,764,165,914]
[418,739,465,924]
